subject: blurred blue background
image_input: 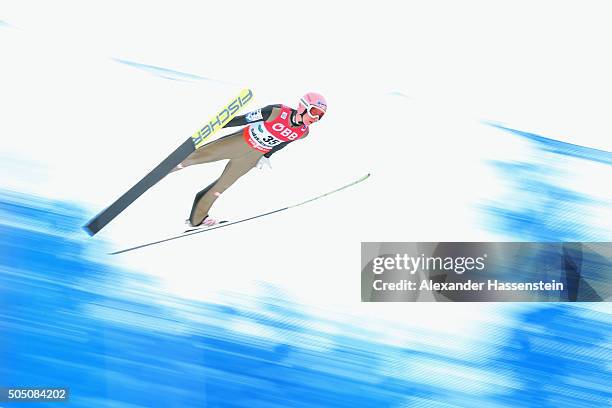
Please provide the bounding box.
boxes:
[1,174,610,407]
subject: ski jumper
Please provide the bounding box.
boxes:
[180,104,309,226]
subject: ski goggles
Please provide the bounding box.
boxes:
[300,98,326,119]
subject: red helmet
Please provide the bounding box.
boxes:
[297,92,327,120]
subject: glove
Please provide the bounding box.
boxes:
[256,156,272,170]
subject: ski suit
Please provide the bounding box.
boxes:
[179,104,310,226]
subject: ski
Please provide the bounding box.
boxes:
[110,173,371,255]
[84,88,254,236]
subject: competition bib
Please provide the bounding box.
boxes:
[243,105,308,153]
